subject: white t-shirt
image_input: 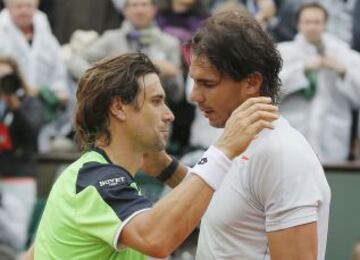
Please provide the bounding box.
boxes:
[196,117,331,260]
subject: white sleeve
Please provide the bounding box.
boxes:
[251,139,324,232]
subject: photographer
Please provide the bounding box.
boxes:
[0,57,44,252]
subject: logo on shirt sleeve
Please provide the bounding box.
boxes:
[99,177,127,188]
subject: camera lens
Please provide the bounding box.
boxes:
[0,74,21,95]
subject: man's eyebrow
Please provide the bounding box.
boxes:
[189,72,219,83]
[150,93,166,99]
[194,77,220,84]
[197,78,216,82]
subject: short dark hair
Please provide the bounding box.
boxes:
[296,2,328,24]
[190,11,282,104]
[74,53,159,151]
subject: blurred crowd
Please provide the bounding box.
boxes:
[0,0,360,258]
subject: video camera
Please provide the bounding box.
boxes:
[0,74,22,95]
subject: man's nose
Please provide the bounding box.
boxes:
[190,84,204,104]
[164,105,175,123]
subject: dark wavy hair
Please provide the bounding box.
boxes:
[74,53,159,151]
[189,11,282,104]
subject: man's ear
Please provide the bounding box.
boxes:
[109,98,126,121]
[244,72,263,96]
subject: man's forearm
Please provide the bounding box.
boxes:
[140,151,187,188]
[120,174,213,257]
[164,162,188,188]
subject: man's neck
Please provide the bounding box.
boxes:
[18,24,34,40]
[303,34,323,47]
[97,137,143,177]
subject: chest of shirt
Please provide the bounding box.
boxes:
[204,158,265,232]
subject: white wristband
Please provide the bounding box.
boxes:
[190,146,232,190]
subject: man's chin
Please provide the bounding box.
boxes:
[209,119,225,129]
[154,140,167,152]
[156,145,166,152]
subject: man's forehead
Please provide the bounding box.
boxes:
[138,73,160,86]
[300,8,326,20]
[191,55,212,67]
[138,74,164,95]
[189,55,220,79]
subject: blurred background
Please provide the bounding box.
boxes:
[0,0,360,259]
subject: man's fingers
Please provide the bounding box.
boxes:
[247,120,275,136]
[227,109,278,130]
[225,100,278,131]
[230,97,277,119]
[215,97,278,159]
[246,110,279,125]
[242,103,278,118]
[237,96,273,111]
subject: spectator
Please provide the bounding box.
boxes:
[156,0,208,45]
[0,57,44,252]
[272,0,357,43]
[0,0,68,103]
[0,0,79,152]
[278,2,360,162]
[70,0,183,104]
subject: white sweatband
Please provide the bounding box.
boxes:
[190,146,232,190]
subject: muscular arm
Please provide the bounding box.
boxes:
[120,174,212,258]
[267,222,318,260]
